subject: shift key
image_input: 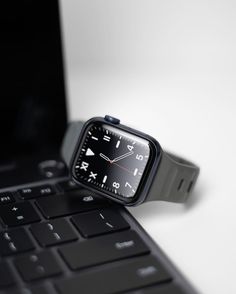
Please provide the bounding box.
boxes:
[59,230,149,270]
[55,255,172,294]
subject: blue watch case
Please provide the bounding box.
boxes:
[70,116,163,206]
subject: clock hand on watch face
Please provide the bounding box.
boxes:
[111,151,134,163]
[113,162,133,174]
[99,153,112,162]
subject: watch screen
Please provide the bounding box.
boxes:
[73,122,153,201]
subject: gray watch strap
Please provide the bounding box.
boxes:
[61,121,84,168]
[61,121,199,204]
[146,151,199,203]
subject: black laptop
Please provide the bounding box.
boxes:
[0,1,198,293]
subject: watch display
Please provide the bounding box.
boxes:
[72,122,154,201]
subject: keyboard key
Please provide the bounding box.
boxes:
[127,284,187,294]
[55,255,171,294]
[0,228,35,256]
[72,208,130,237]
[9,285,51,294]
[14,251,62,282]
[0,202,40,227]
[59,230,149,270]
[57,179,79,192]
[18,185,56,199]
[30,219,77,247]
[0,191,15,205]
[36,190,108,219]
[0,262,15,288]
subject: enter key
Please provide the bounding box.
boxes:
[59,230,150,270]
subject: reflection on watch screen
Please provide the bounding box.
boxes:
[73,122,151,199]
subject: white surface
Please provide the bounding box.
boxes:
[60,1,236,293]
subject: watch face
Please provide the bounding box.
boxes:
[72,122,155,203]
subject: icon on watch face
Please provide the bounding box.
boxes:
[72,122,152,201]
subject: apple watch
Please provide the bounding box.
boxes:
[61,115,199,206]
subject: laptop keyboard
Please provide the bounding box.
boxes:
[0,180,194,294]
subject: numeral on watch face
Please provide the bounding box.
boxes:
[125,182,132,188]
[80,161,89,171]
[127,145,134,151]
[112,182,120,189]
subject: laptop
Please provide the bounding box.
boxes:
[0,1,198,293]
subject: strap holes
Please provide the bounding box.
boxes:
[187,181,193,193]
[177,179,184,191]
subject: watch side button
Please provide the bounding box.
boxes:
[104,115,120,125]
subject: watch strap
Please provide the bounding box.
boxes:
[61,121,84,168]
[146,151,200,203]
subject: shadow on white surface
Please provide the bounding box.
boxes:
[129,184,205,221]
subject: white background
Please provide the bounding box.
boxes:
[60,1,236,293]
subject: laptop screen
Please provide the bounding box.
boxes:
[0,1,67,165]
